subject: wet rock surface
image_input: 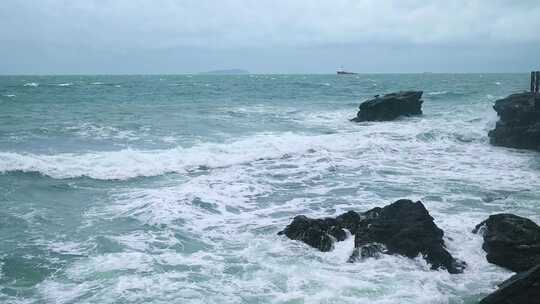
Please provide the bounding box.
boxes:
[488,92,540,151]
[279,199,464,273]
[473,213,540,272]
[479,264,540,304]
[351,91,423,122]
[277,211,363,252]
[350,199,465,274]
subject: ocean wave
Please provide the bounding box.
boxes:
[64,123,141,141]
[427,91,448,95]
[24,82,39,87]
[1,119,537,187]
[72,186,517,303]
[57,83,73,87]
[0,132,351,180]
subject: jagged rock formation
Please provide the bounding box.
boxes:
[473,213,540,272]
[488,92,540,151]
[279,199,465,273]
[479,264,540,304]
[349,199,466,274]
[351,91,423,122]
[277,210,377,252]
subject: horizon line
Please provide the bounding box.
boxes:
[0,71,532,77]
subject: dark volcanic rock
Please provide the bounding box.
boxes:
[351,91,423,122]
[348,242,388,261]
[350,199,465,274]
[279,199,464,274]
[473,213,540,272]
[488,92,540,151]
[479,264,540,304]
[277,211,364,252]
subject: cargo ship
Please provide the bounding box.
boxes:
[337,66,356,75]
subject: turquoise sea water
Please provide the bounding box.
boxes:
[0,74,539,303]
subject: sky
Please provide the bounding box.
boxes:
[1,0,540,74]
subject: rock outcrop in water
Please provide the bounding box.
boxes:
[277,210,377,252]
[473,213,540,272]
[488,92,540,151]
[349,199,466,274]
[479,264,540,304]
[279,199,465,273]
[351,91,423,122]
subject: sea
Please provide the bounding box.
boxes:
[0,74,539,304]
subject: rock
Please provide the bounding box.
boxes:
[473,213,540,272]
[351,91,423,122]
[350,199,465,273]
[479,264,540,304]
[488,92,540,151]
[279,199,465,274]
[348,243,388,262]
[277,211,363,252]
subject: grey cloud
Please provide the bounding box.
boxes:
[1,0,539,74]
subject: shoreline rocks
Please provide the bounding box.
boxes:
[350,199,466,274]
[277,211,362,252]
[278,199,464,274]
[474,214,540,303]
[479,265,540,304]
[279,203,540,299]
[351,91,423,122]
[473,213,540,272]
[488,92,540,151]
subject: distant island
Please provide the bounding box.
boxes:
[199,69,249,75]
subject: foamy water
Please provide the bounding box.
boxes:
[0,74,538,304]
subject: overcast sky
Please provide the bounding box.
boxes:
[1,0,539,74]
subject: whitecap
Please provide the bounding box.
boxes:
[0,132,351,180]
[1,121,538,186]
[57,83,73,87]
[161,136,177,143]
[65,123,139,141]
[45,240,88,255]
[428,91,448,95]
[23,82,39,87]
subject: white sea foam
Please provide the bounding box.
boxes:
[1,114,539,191]
[69,127,536,301]
[23,82,39,87]
[6,92,540,303]
[57,83,73,87]
[160,136,177,143]
[66,207,514,303]
[45,241,89,255]
[38,281,97,304]
[428,91,448,95]
[65,123,140,141]
[66,252,155,280]
[0,132,350,180]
